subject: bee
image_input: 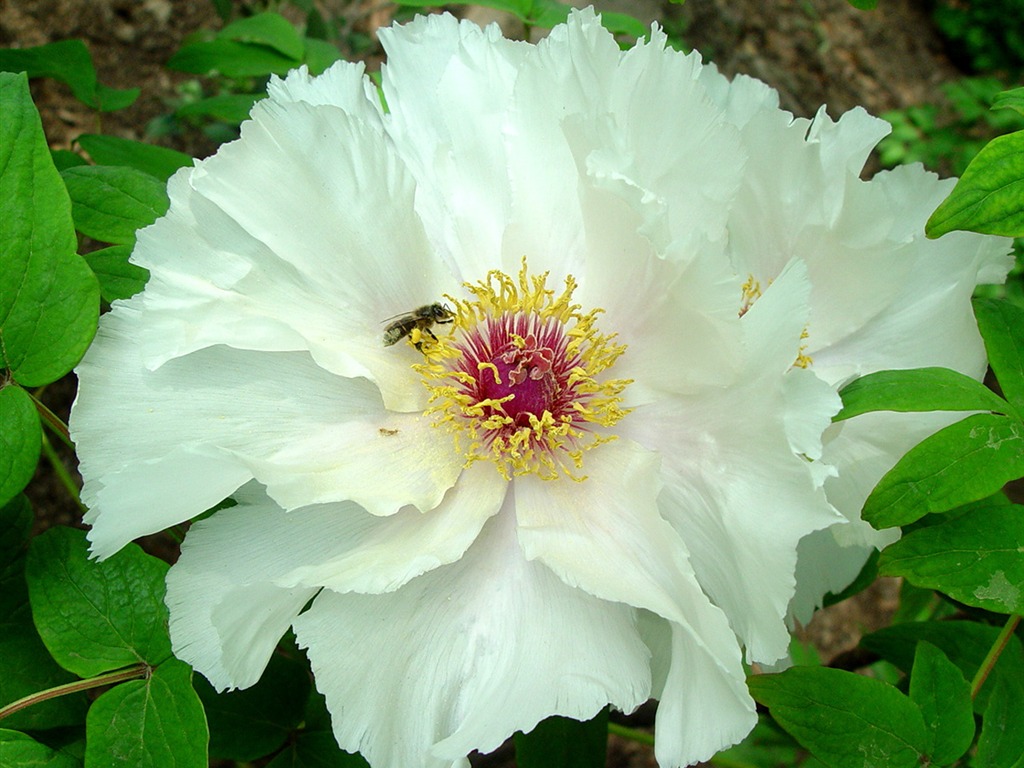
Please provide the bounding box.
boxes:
[382,303,455,349]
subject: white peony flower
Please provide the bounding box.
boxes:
[69,7,1010,768]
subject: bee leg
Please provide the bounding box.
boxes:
[412,327,438,352]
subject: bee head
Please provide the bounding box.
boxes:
[431,303,455,323]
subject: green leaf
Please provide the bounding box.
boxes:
[0,40,138,111]
[265,732,369,768]
[51,149,88,172]
[303,39,344,76]
[25,527,171,677]
[977,675,1024,768]
[862,621,1024,712]
[176,93,263,124]
[396,0,531,17]
[0,387,41,508]
[264,688,370,767]
[992,87,1024,117]
[218,12,305,61]
[0,497,88,731]
[168,39,300,78]
[514,710,609,768]
[0,729,80,768]
[0,494,31,574]
[61,166,169,245]
[863,413,1024,529]
[908,642,975,764]
[891,578,944,624]
[301,688,334,732]
[83,246,149,303]
[835,367,1011,421]
[92,83,140,113]
[748,667,928,768]
[926,130,1024,238]
[85,658,207,768]
[846,0,879,8]
[529,0,572,28]
[211,0,232,22]
[0,72,99,387]
[879,503,1024,614]
[975,298,1024,411]
[597,11,648,39]
[714,720,801,768]
[76,135,192,182]
[195,652,311,761]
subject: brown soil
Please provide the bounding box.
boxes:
[2,1,964,764]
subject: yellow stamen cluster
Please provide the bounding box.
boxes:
[415,260,631,481]
[739,275,763,317]
[794,328,813,369]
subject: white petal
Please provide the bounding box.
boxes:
[379,13,529,281]
[554,182,744,403]
[82,445,251,559]
[293,505,650,768]
[596,26,744,251]
[621,265,841,663]
[499,8,625,273]
[697,61,781,129]
[809,165,1013,383]
[167,471,506,691]
[164,473,507,696]
[72,312,465,555]
[267,61,382,119]
[245,409,465,516]
[515,440,756,765]
[722,106,905,344]
[654,622,757,766]
[821,410,966,536]
[279,460,507,593]
[166,488,321,689]
[789,408,971,620]
[715,97,1011,382]
[133,97,455,411]
[742,259,813,373]
[503,9,744,274]
[789,531,883,626]
[634,604,760,765]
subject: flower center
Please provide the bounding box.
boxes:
[416,261,631,480]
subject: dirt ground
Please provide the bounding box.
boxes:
[1,0,966,765]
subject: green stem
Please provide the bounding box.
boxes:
[607,722,655,746]
[30,390,74,450]
[40,430,86,514]
[970,613,1021,699]
[0,664,149,721]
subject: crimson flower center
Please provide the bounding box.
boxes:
[464,318,574,428]
[416,262,631,480]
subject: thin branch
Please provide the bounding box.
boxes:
[0,664,149,721]
[607,722,655,746]
[40,431,86,514]
[30,390,74,450]
[970,613,1021,699]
